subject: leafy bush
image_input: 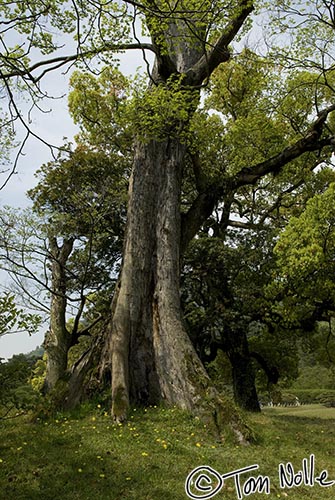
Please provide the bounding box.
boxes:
[30,355,47,392]
[283,389,335,405]
[0,353,43,417]
[291,364,335,390]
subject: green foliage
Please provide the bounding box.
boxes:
[186,110,228,187]
[267,0,335,78]
[127,74,199,143]
[258,167,335,335]
[283,389,335,405]
[292,365,335,391]
[205,49,287,177]
[180,119,335,391]
[29,146,127,235]
[27,146,127,296]
[3,0,335,424]
[204,49,334,180]
[0,293,41,337]
[205,350,233,395]
[181,224,301,400]
[0,1,132,66]
[30,355,47,393]
[68,68,132,152]
[274,182,335,311]
[250,324,300,390]
[278,70,335,134]
[206,48,274,120]
[0,110,16,168]
[0,0,133,168]
[0,354,42,417]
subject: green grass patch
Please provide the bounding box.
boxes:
[0,404,335,499]
[263,403,335,419]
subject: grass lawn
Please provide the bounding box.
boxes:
[263,403,335,419]
[0,404,334,499]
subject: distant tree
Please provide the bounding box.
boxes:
[180,49,335,411]
[30,146,127,393]
[0,147,127,393]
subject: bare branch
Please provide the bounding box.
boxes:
[1,43,157,82]
[227,219,261,230]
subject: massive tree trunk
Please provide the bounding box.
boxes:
[109,138,194,417]
[101,7,254,440]
[101,137,250,440]
[107,140,217,427]
[43,237,74,392]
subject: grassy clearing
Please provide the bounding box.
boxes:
[0,404,335,499]
[263,404,335,419]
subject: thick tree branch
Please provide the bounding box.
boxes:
[227,219,261,230]
[249,352,279,384]
[181,187,222,254]
[49,236,74,267]
[186,0,254,85]
[71,296,87,340]
[233,104,335,188]
[181,104,335,253]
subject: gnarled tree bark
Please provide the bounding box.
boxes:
[103,137,249,439]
